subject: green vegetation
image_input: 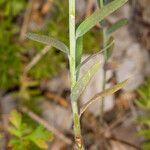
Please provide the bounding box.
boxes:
[8,110,53,150]
[136,79,150,150]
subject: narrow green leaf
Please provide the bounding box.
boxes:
[106,18,128,35]
[76,38,114,73]
[8,127,22,138]
[76,0,128,38]
[71,62,100,102]
[9,110,22,129]
[80,79,128,117]
[76,36,83,79]
[76,37,83,68]
[27,33,69,54]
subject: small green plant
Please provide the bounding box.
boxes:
[8,110,53,150]
[27,0,129,149]
[136,79,150,150]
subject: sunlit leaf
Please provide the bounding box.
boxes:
[71,62,100,102]
[76,0,128,38]
[27,33,69,54]
[106,18,128,35]
[80,79,128,117]
[9,110,22,129]
[8,127,22,138]
[28,126,53,149]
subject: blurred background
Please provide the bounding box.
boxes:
[0,0,150,149]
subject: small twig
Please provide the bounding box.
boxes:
[20,107,72,145]
[24,46,51,74]
[108,112,130,131]
[20,0,34,41]
[108,136,141,150]
[45,92,70,108]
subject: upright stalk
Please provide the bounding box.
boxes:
[98,0,108,123]
[69,0,83,149]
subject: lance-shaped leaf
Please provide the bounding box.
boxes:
[106,18,128,35]
[76,0,128,38]
[76,37,83,68]
[76,38,114,73]
[80,79,128,117]
[71,62,101,102]
[27,33,69,54]
[76,36,83,79]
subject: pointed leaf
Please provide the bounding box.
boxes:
[9,110,22,129]
[106,18,128,35]
[27,33,69,54]
[76,36,83,79]
[80,79,128,117]
[76,37,83,68]
[76,0,128,38]
[76,38,114,73]
[71,62,100,102]
[28,126,53,149]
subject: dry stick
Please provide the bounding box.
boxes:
[20,107,72,145]
[97,113,140,149]
[20,0,34,41]
[108,136,141,150]
[45,92,70,108]
[24,46,51,74]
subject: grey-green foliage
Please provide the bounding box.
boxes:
[8,110,53,150]
[27,33,69,54]
[28,0,128,114]
[136,79,150,150]
[76,0,128,38]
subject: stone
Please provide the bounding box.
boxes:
[41,101,72,131]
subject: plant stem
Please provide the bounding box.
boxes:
[100,0,104,7]
[98,0,108,124]
[69,0,83,149]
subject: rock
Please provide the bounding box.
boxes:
[41,101,72,131]
[109,4,150,91]
[115,43,148,91]
[41,69,70,94]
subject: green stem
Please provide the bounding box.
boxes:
[98,0,108,123]
[101,28,107,123]
[100,0,104,7]
[69,0,83,149]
